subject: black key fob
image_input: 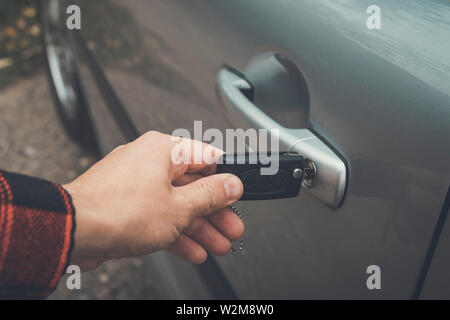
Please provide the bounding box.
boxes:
[217,152,305,200]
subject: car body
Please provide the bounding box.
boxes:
[40,0,450,299]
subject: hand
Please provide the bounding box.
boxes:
[64,131,244,270]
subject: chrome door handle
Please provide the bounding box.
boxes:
[217,67,347,208]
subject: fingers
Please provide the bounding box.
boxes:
[170,138,224,181]
[172,173,202,187]
[167,212,244,263]
[137,132,224,180]
[184,218,231,256]
[167,234,207,264]
[175,173,243,219]
[208,207,245,241]
[173,175,244,260]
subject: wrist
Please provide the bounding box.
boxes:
[63,182,112,271]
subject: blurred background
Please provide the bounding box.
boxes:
[0,0,158,299]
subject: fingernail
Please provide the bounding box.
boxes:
[224,175,242,200]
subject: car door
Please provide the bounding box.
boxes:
[80,0,450,299]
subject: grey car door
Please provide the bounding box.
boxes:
[82,0,450,298]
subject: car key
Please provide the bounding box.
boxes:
[216,152,305,255]
[216,152,305,200]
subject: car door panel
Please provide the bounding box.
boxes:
[79,0,450,298]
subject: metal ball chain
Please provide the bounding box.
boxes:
[230,204,244,256]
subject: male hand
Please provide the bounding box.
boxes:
[64,131,244,270]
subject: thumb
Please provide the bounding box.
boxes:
[176,173,243,218]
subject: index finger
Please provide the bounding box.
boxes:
[170,137,224,180]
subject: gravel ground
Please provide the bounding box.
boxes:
[0,71,159,299]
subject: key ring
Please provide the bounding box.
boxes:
[230,204,244,255]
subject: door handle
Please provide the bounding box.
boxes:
[217,67,347,208]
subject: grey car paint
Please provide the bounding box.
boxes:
[64,0,450,298]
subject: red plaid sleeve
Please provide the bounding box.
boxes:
[0,170,76,299]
